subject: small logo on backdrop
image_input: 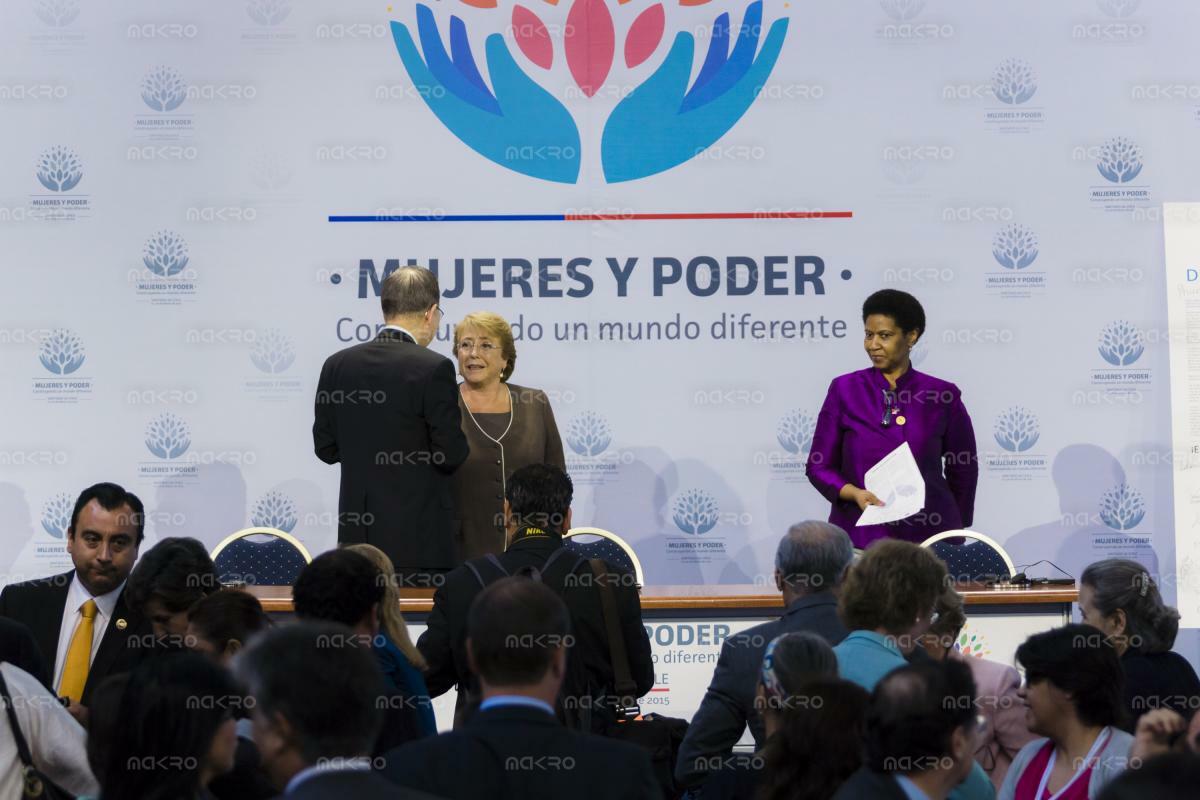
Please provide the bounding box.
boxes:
[879,0,924,22]
[30,146,90,221]
[142,65,186,111]
[134,67,194,139]
[672,489,720,535]
[251,490,298,533]
[983,58,1044,132]
[31,328,92,403]
[563,411,629,486]
[985,224,1044,298]
[140,413,198,487]
[760,409,815,482]
[40,492,73,539]
[32,0,79,26]
[1090,320,1151,395]
[1099,483,1145,531]
[985,406,1047,480]
[1087,137,1150,210]
[244,329,303,399]
[247,0,290,25]
[243,0,296,47]
[875,0,954,42]
[134,230,198,305]
[1097,0,1140,17]
[1070,0,1146,43]
[29,0,86,51]
[992,58,1037,104]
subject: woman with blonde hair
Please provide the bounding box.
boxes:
[452,311,565,560]
[345,542,434,736]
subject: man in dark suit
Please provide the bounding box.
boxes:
[833,660,983,800]
[0,617,50,688]
[382,576,661,798]
[675,520,853,790]
[313,265,469,580]
[418,463,653,731]
[234,622,436,800]
[0,482,152,722]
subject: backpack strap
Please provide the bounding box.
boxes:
[588,559,640,719]
[464,554,510,589]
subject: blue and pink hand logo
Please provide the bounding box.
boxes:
[390,0,789,183]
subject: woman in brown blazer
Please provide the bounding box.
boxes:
[451,312,565,561]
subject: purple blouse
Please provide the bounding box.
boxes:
[805,366,978,547]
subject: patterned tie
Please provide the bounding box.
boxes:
[58,599,98,703]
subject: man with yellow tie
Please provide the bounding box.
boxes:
[0,482,152,722]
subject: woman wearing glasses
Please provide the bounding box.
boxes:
[806,289,978,547]
[451,312,565,560]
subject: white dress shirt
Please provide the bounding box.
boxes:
[382,323,417,342]
[0,663,99,798]
[51,574,125,692]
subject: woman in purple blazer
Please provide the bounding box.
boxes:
[806,290,978,547]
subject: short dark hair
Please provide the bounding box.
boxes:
[1082,559,1179,654]
[293,548,384,628]
[866,659,977,774]
[838,539,947,634]
[124,536,220,615]
[467,576,571,686]
[862,289,926,339]
[1016,624,1125,729]
[505,463,573,533]
[381,266,439,319]
[69,482,145,544]
[235,622,385,764]
[187,589,271,651]
[1098,752,1200,800]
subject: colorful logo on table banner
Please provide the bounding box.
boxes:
[40,492,73,539]
[145,412,192,460]
[251,490,298,533]
[389,0,789,183]
[38,328,85,375]
[1096,137,1143,184]
[955,630,990,659]
[672,488,720,535]
[1098,320,1144,366]
[1099,483,1145,531]
[565,411,612,457]
[992,224,1038,270]
[991,58,1036,104]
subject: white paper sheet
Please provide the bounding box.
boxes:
[856,441,927,526]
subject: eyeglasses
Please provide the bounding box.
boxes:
[435,305,445,321]
[456,341,498,355]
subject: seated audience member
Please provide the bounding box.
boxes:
[705,632,864,800]
[418,463,652,731]
[235,622,434,799]
[833,660,988,800]
[999,625,1133,800]
[1079,559,1200,728]
[380,576,660,799]
[0,660,97,798]
[676,522,852,789]
[833,539,947,691]
[187,589,276,800]
[292,549,427,752]
[922,587,1035,789]
[347,543,436,737]
[0,482,152,718]
[1095,751,1200,800]
[92,652,239,800]
[0,616,50,689]
[125,535,221,643]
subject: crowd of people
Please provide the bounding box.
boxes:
[1,468,1199,799]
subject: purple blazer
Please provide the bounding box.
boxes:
[805,366,978,547]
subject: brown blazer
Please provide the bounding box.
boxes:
[453,383,565,561]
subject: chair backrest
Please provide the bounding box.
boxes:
[563,527,644,587]
[210,527,313,586]
[919,530,1016,582]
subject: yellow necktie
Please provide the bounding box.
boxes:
[58,599,98,703]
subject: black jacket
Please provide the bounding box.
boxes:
[674,591,848,788]
[0,570,152,705]
[417,530,654,726]
[273,768,440,800]
[0,616,50,689]
[378,704,662,799]
[313,328,469,570]
[1122,648,1200,729]
[830,767,909,800]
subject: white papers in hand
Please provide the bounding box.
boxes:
[855,442,926,526]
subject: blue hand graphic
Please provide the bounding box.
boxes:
[390,5,581,184]
[601,1,788,183]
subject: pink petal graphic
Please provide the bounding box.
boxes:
[512,6,554,69]
[566,0,615,98]
[624,3,664,68]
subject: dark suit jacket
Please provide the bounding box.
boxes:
[313,328,469,570]
[417,531,654,726]
[674,591,848,788]
[0,616,50,689]
[830,767,909,800]
[1122,649,1200,729]
[379,705,662,799]
[0,570,151,705]
[275,768,439,800]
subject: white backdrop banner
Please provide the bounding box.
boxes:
[2,1,1198,654]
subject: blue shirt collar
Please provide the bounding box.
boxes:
[894,774,931,800]
[479,695,555,716]
[284,758,372,794]
[845,629,905,657]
